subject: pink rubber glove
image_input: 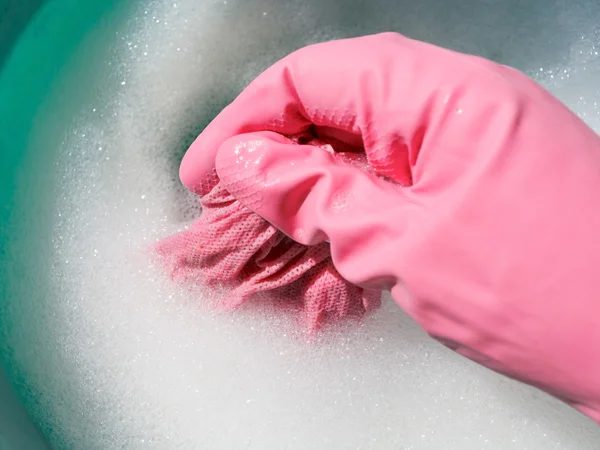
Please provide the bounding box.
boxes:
[181,33,600,423]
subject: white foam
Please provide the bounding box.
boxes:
[3,0,600,448]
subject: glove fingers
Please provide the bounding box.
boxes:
[180,32,479,194]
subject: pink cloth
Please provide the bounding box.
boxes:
[155,133,381,331]
[180,33,600,423]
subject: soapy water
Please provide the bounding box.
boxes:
[3,0,600,449]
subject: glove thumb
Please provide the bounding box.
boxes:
[215,131,418,292]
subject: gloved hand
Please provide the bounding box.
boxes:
[180,32,600,423]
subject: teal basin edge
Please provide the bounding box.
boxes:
[0,1,121,448]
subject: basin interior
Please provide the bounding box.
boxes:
[1,1,600,449]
